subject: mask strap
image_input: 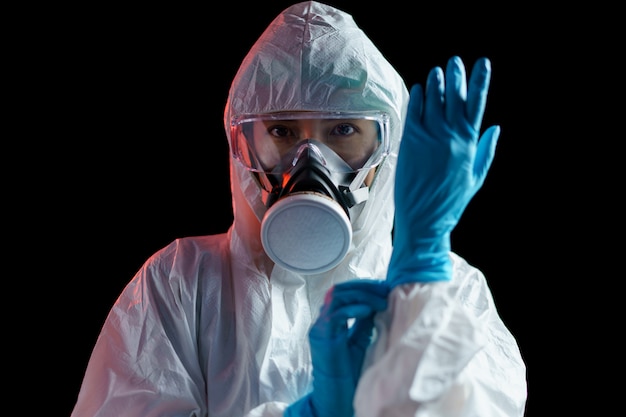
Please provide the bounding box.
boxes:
[252,171,280,208]
[349,168,370,192]
[341,169,370,207]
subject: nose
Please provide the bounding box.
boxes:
[292,139,326,166]
[297,119,324,141]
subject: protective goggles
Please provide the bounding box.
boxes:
[230,111,390,174]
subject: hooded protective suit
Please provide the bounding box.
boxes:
[72,2,526,417]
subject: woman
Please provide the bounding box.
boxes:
[72,2,526,416]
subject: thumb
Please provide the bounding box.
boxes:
[473,125,500,187]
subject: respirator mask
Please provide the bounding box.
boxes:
[230,111,390,274]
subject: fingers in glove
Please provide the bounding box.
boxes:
[444,56,468,128]
[312,300,385,340]
[323,281,389,315]
[467,57,492,132]
[349,315,376,350]
[423,65,445,129]
[473,125,500,185]
[312,280,389,340]
[348,315,377,380]
[329,279,390,300]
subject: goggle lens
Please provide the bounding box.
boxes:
[230,111,390,173]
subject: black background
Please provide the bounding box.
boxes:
[41,1,611,415]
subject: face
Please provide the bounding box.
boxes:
[231,111,390,177]
[251,117,381,172]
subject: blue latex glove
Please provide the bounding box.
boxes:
[285,279,389,417]
[388,56,500,285]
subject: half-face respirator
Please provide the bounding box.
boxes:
[230,111,390,274]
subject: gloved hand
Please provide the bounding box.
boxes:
[388,56,500,285]
[285,279,389,417]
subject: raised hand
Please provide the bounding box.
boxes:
[388,56,500,285]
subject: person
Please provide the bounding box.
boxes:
[72,1,527,416]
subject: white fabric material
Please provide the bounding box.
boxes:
[71,2,526,417]
[354,252,527,417]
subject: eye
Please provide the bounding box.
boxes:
[331,123,356,137]
[268,124,294,139]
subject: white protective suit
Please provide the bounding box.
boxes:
[72,2,527,417]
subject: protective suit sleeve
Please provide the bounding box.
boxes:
[71,245,208,417]
[354,254,527,417]
[285,280,390,417]
[388,56,500,285]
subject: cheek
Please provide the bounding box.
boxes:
[253,139,279,168]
